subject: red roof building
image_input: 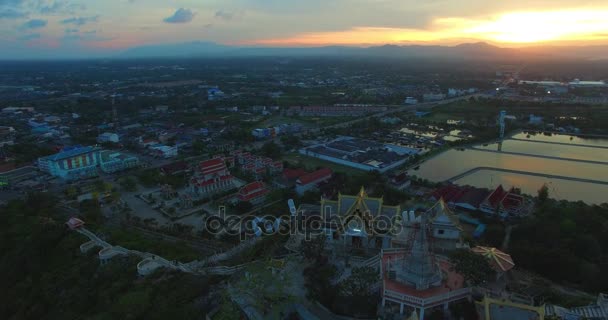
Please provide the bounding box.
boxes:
[189,157,234,196]
[479,185,529,218]
[237,181,269,204]
[283,168,308,181]
[295,168,333,195]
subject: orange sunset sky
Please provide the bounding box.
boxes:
[2,0,608,58]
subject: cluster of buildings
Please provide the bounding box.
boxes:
[207,87,225,101]
[286,105,388,117]
[429,184,531,219]
[138,137,179,158]
[251,123,302,140]
[300,136,419,173]
[0,126,16,147]
[232,150,283,180]
[37,145,139,180]
[187,150,283,200]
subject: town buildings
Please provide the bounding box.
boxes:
[97,132,120,144]
[231,150,283,179]
[287,105,387,117]
[149,144,178,158]
[37,146,140,180]
[98,150,139,173]
[0,126,16,147]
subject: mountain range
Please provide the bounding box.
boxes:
[120,41,608,61]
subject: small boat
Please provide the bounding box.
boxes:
[413,166,420,170]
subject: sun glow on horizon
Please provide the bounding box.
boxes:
[464,9,608,43]
[251,8,608,46]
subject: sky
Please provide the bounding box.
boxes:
[2,0,608,59]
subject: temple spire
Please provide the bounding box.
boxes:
[394,213,442,290]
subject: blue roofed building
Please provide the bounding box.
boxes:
[37,145,100,180]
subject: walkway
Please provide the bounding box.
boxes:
[468,146,608,165]
[72,226,246,276]
[510,138,608,150]
[447,166,608,186]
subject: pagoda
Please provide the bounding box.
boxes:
[380,212,471,319]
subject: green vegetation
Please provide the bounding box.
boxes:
[334,266,379,316]
[6,142,54,165]
[449,249,495,285]
[282,152,365,176]
[430,97,608,134]
[223,234,288,266]
[119,176,138,192]
[510,200,608,293]
[302,238,378,318]
[136,168,187,189]
[0,195,219,320]
[99,227,203,261]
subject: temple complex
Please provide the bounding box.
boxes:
[297,187,464,254]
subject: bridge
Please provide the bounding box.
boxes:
[447,166,608,186]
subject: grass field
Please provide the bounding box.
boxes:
[282,152,364,176]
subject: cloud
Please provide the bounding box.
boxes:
[214,10,234,21]
[0,8,27,19]
[163,8,195,23]
[37,0,86,15]
[18,33,41,41]
[21,19,47,29]
[61,15,99,26]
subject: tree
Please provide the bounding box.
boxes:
[300,236,326,262]
[260,141,282,159]
[120,176,137,192]
[234,201,253,214]
[449,249,495,285]
[538,184,549,204]
[338,266,379,297]
[334,266,380,316]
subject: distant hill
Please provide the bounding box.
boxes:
[119,41,608,61]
